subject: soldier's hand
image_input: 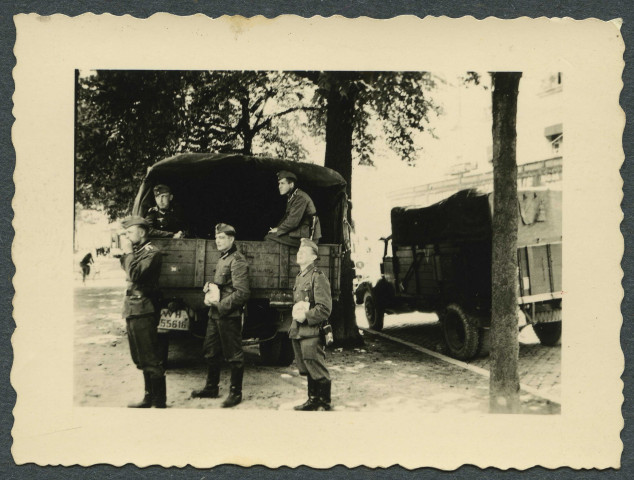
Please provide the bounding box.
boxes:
[292,301,309,322]
[269,227,278,233]
[173,231,184,239]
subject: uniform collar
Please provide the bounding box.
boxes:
[220,243,237,259]
[299,263,316,277]
[287,188,298,200]
[133,239,152,253]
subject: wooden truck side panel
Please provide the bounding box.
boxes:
[154,239,341,310]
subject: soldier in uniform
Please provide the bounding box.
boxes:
[265,171,321,247]
[120,216,166,408]
[145,184,188,238]
[290,238,333,411]
[192,223,250,408]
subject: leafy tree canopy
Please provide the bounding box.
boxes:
[76,70,438,218]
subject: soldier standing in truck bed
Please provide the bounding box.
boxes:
[192,223,250,408]
[290,238,332,411]
[265,171,321,247]
[119,215,166,408]
[145,184,188,238]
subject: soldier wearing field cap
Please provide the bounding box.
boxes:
[119,215,166,408]
[145,184,188,238]
[192,223,250,408]
[290,238,333,411]
[265,170,321,247]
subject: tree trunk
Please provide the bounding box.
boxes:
[323,77,364,347]
[489,72,522,413]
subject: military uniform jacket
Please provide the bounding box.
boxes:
[120,241,162,317]
[210,245,250,318]
[145,205,188,238]
[289,263,332,339]
[275,188,321,241]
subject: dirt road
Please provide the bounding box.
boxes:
[74,258,559,414]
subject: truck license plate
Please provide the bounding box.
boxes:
[158,308,190,331]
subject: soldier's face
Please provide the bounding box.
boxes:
[125,225,145,245]
[155,193,172,210]
[215,232,234,251]
[278,179,293,195]
[296,246,317,267]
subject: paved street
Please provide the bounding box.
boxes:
[355,307,561,403]
[74,257,559,413]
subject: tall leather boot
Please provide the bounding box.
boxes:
[221,366,243,408]
[315,378,332,411]
[151,376,167,408]
[191,366,220,398]
[294,375,319,411]
[128,372,152,408]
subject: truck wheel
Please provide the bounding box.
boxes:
[476,327,491,357]
[533,321,562,346]
[442,304,480,360]
[259,338,280,365]
[259,335,295,366]
[278,336,295,366]
[364,291,384,331]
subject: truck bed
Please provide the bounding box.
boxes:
[152,239,341,310]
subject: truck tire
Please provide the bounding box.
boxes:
[363,291,384,331]
[259,334,295,366]
[476,327,491,357]
[278,336,295,367]
[533,321,562,346]
[442,304,480,360]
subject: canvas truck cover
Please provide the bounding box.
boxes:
[132,153,348,242]
[391,188,562,247]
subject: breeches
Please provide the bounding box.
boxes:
[203,315,244,369]
[292,337,330,381]
[126,314,164,378]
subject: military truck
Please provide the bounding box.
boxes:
[131,153,347,365]
[355,188,562,360]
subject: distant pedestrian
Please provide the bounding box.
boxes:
[192,223,250,408]
[290,238,332,411]
[79,252,94,284]
[120,215,166,408]
[265,171,321,247]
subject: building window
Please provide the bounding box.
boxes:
[551,134,563,154]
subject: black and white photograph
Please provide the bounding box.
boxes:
[11,14,623,469]
[73,68,562,414]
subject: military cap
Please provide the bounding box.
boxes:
[277,170,297,182]
[300,238,319,256]
[121,215,150,229]
[215,223,236,236]
[153,184,171,195]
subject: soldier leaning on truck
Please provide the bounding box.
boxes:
[119,216,166,408]
[192,223,250,408]
[290,238,333,411]
[265,170,321,247]
[145,184,188,239]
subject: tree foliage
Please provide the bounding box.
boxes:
[76,70,439,221]
[76,70,316,218]
[297,71,439,167]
